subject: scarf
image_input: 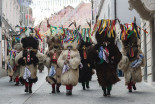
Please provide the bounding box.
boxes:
[49,66,56,77]
[98,46,109,64]
[23,67,31,82]
[62,50,71,74]
[130,54,144,69]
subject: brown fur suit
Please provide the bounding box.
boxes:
[88,31,122,96]
[118,30,145,92]
[15,37,46,93]
[45,35,62,93]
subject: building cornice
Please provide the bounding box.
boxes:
[128,0,155,20]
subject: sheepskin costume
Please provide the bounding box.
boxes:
[78,40,94,90]
[12,43,23,85]
[118,30,145,92]
[45,34,62,93]
[88,30,122,96]
[15,36,45,93]
[57,40,81,95]
[5,51,15,82]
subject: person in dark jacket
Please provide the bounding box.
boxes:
[78,40,94,90]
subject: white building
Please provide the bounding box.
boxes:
[93,0,140,25]
[0,0,21,77]
[93,0,155,86]
[128,0,155,86]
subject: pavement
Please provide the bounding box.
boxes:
[0,68,155,104]
[0,68,7,78]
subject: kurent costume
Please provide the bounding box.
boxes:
[88,30,122,96]
[6,50,15,82]
[118,30,145,92]
[38,63,44,73]
[5,43,22,84]
[78,40,94,90]
[57,40,81,95]
[45,35,62,93]
[15,36,45,93]
[12,43,23,85]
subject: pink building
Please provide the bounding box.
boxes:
[37,2,92,33]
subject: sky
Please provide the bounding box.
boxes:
[30,0,90,26]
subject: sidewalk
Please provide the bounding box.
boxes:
[0,68,7,78]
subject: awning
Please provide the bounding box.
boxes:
[2,17,17,36]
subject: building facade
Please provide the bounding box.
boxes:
[31,0,90,26]
[0,0,21,77]
[128,0,155,86]
[93,0,140,24]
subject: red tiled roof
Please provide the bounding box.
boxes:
[37,2,91,33]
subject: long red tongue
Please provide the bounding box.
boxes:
[52,52,57,60]
[130,48,134,57]
[27,49,30,62]
[67,50,71,60]
[83,50,87,59]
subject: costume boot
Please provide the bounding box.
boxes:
[107,90,111,96]
[56,84,60,93]
[66,90,70,96]
[66,85,73,96]
[52,84,55,93]
[107,84,112,96]
[15,77,19,86]
[9,76,12,82]
[128,82,132,92]
[102,87,107,96]
[86,81,90,89]
[29,83,32,93]
[68,90,72,95]
[24,82,28,92]
[132,83,136,90]
[15,82,19,86]
[82,82,86,90]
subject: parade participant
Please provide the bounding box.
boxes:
[38,63,44,73]
[12,43,23,86]
[57,40,81,96]
[15,36,45,93]
[46,34,62,93]
[78,40,94,90]
[6,50,15,82]
[88,29,122,96]
[118,29,145,92]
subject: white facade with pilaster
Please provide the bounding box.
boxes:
[0,0,21,77]
[129,0,155,85]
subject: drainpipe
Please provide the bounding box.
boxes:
[114,0,116,19]
[152,15,155,81]
[143,28,147,81]
[0,0,2,69]
[96,0,105,21]
[91,0,94,24]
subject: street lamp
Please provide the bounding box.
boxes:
[15,25,20,35]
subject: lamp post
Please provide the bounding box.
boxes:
[0,0,2,69]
